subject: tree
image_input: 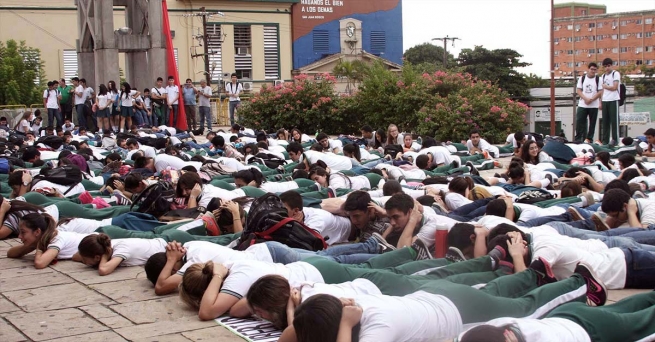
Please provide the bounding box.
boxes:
[403,43,456,69]
[0,40,45,106]
[332,59,368,94]
[457,46,531,98]
[524,73,549,88]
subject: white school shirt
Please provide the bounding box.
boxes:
[220,259,324,300]
[260,181,300,193]
[636,198,655,227]
[57,218,113,234]
[601,70,621,102]
[198,86,212,107]
[151,87,167,102]
[144,96,151,109]
[31,180,85,198]
[44,89,60,109]
[176,241,273,275]
[165,85,179,105]
[530,228,627,289]
[328,173,371,190]
[153,154,202,173]
[577,74,601,108]
[111,238,167,266]
[97,94,110,110]
[197,184,246,208]
[418,146,453,166]
[466,138,492,152]
[513,203,565,223]
[303,207,352,245]
[18,119,30,133]
[120,90,137,107]
[444,192,472,211]
[74,85,86,105]
[48,231,94,259]
[225,82,243,102]
[302,150,352,172]
[84,87,95,101]
[460,317,590,342]
[507,133,534,149]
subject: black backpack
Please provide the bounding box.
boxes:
[516,190,554,204]
[235,193,327,251]
[248,152,286,169]
[384,144,404,158]
[33,165,83,195]
[130,181,177,218]
[36,136,64,150]
[603,71,627,106]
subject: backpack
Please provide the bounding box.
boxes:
[383,144,404,158]
[516,190,554,204]
[247,152,286,169]
[235,193,327,252]
[581,74,600,94]
[603,71,627,106]
[200,161,236,177]
[36,136,64,150]
[0,159,10,174]
[130,181,177,218]
[33,165,83,195]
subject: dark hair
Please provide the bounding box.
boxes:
[588,62,598,69]
[107,80,118,93]
[308,167,330,185]
[460,324,512,342]
[234,169,265,188]
[246,275,291,329]
[124,173,143,191]
[106,152,122,164]
[507,165,525,181]
[382,180,403,196]
[168,75,175,80]
[645,128,655,136]
[310,143,323,152]
[78,233,112,261]
[279,190,303,210]
[360,125,373,133]
[447,223,475,250]
[601,188,631,213]
[176,172,202,197]
[514,131,525,142]
[469,129,480,137]
[421,137,437,149]
[244,143,258,156]
[287,142,303,154]
[144,252,167,285]
[563,166,590,179]
[316,132,328,142]
[20,212,56,253]
[343,191,371,212]
[22,147,41,162]
[374,129,386,149]
[256,141,268,151]
[602,57,613,66]
[487,235,516,263]
[293,294,342,342]
[120,82,132,101]
[342,144,361,162]
[488,223,526,242]
[622,137,634,146]
[448,177,471,196]
[621,168,641,183]
[416,154,430,170]
[520,140,539,165]
[230,73,237,78]
[604,179,630,194]
[416,195,436,207]
[560,181,582,197]
[384,193,414,214]
[595,151,611,169]
[485,198,508,218]
[256,133,268,143]
[157,77,163,82]
[126,138,139,147]
[211,135,225,148]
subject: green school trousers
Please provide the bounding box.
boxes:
[99,224,241,246]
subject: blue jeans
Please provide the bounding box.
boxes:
[437,197,493,222]
[228,101,240,125]
[186,141,211,149]
[198,106,212,131]
[76,104,87,128]
[166,105,178,127]
[521,210,595,231]
[134,109,148,126]
[547,222,655,252]
[623,247,655,289]
[48,108,63,128]
[264,239,379,264]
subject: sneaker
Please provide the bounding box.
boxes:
[411,238,433,260]
[91,197,110,209]
[113,190,132,206]
[451,160,460,168]
[78,191,93,204]
[497,260,515,274]
[465,161,480,176]
[482,150,490,159]
[445,246,467,263]
[493,160,502,168]
[591,213,610,231]
[529,257,557,286]
[574,262,607,306]
[567,207,584,221]
[633,190,648,199]
[580,192,595,207]
[488,245,507,262]
[276,165,286,174]
[370,233,396,254]
[584,139,592,143]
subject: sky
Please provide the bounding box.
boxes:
[402,0,654,77]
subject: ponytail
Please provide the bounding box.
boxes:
[20,213,57,252]
[78,233,112,259]
[179,261,215,309]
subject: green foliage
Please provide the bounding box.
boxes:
[458,46,531,98]
[0,40,45,106]
[332,59,368,94]
[403,43,456,69]
[524,73,549,88]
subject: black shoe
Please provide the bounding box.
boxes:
[494,173,502,178]
[370,233,396,254]
[529,257,557,286]
[465,161,479,176]
[451,160,460,168]
[445,246,467,263]
[574,262,607,306]
[545,174,554,190]
[411,238,433,260]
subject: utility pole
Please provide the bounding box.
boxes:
[431,35,460,68]
[550,0,556,136]
[184,8,225,86]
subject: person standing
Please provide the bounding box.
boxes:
[198,79,212,133]
[575,62,603,143]
[82,79,96,131]
[151,77,167,127]
[43,81,62,127]
[225,73,242,126]
[600,58,621,146]
[72,77,88,129]
[182,78,198,132]
[57,78,74,122]
[165,76,179,128]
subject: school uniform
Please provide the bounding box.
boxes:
[302,207,352,245]
[48,231,94,259]
[110,238,168,266]
[176,241,273,276]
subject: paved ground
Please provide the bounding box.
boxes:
[0,145,649,341]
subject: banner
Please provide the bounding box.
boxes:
[619,112,651,125]
[162,0,188,131]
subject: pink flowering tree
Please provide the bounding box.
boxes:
[239,73,359,133]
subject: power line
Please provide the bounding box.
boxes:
[431,35,460,68]
[8,10,75,48]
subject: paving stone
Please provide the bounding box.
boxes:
[0,297,21,314]
[132,333,192,342]
[0,270,74,292]
[114,318,215,340]
[48,331,128,342]
[0,265,55,279]
[110,296,197,324]
[49,260,89,274]
[95,314,135,329]
[0,258,34,270]
[5,308,108,341]
[0,318,27,342]
[4,239,23,247]
[66,265,146,285]
[4,283,109,312]
[182,326,243,341]
[91,278,160,303]
[608,288,649,303]
[79,304,117,319]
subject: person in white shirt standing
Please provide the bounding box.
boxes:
[71,77,88,129]
[575,62,603,143]
[43,81,62,128]
[600,58,621,145]
[165,75,180,128]
[94,84,113,132]
[151,77,167,126]
[225,73,242,126]
[198,79,212,133]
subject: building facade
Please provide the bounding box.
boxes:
[553,2,655,78]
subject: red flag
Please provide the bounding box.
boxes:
[162,0,188,131]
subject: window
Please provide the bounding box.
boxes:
[646,32,654,38]
[646,18,653,24]
[636,46,644,53]
[62,50,78,84]
[174,48,178,68]
[263,25,280,80]
[620,34,628,39]
[620,60,628,66]
[612,20,618,27]
[576,62,584,67]
[588,35,595,41]
[612,47,619,53]
[554,25,561,31]
[637,19,642,24]
[566,37,573,42]
[575,50,581,55]
[575,36,582,42]
[597,22,603,28]
[646,46,654,52]
[567,24,573,30]
[313,30,330,52]
[588,49,595,54]
[370,31,386,54]
[234,25,252,80]
[554,62,560,68]
[620,20,627,26]
[575,24,581,30]
[596,35,603,41]
[588,23,595,28]
[647,60,654,65]
[554,50,559,56]
[613,60,618,66]
[566,50,573,55]
[620,47,628,53]
[206,24,223,82]
[637,60,643,65]
[611,34,618,40]
[581,10,587,15]
[637,32,643,38]
[554,38,560,43]
[567,62,574,67]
